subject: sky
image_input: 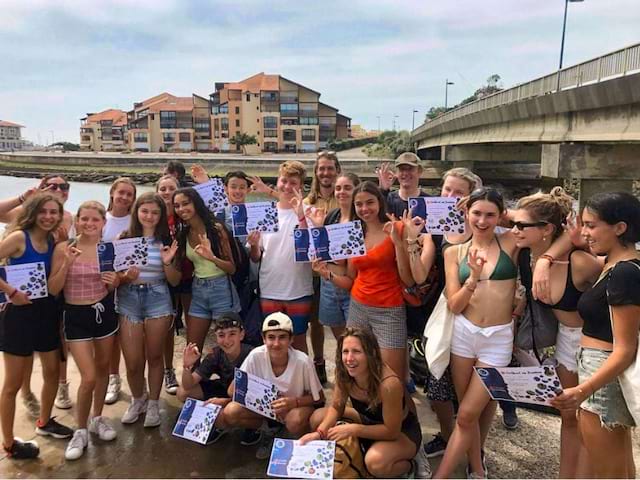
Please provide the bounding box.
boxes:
[1,0,639,144]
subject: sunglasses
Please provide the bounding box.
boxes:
[512,221,548,230]
[214,318,241,329]
[44,183,70,192]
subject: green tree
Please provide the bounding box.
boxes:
[229,132,257,155]
[363,130,413,158]
[51,142,80,151]
[426,74,504,119]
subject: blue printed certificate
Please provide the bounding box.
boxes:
[233,368,280,421]
[294,221,366,263]
[0,262,48,304]
[97,237,151,272]
[474,366,563,406]
[231,202,279,237]
[193,178,229,214]
[172,398,222,445]
[409,196,465,234]
[267,438,335,479]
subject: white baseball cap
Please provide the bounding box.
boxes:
[262,312,293,334]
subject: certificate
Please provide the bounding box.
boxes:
[0,262,48,304]
[193,178,229,214]
[233,368,280,421]
[231,202,279,237]
[97,237,152,272]
[409,196,465,234]
[172,398,222,445]
[474,366,563,406]
[268,438,336,479]
[294,221,366,263]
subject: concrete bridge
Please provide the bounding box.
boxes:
[412,43,640,203]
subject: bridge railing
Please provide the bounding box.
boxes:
[414,42,640,136]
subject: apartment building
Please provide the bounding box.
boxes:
[0,120,27,151]
[210,73,351,154]
[80,109,128,151]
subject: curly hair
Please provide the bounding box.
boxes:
[3,193,63,239]
[306,151,341,205]
[517,187,575,241]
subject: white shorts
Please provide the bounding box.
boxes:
[554,323,581,373]
[451,313,514,367]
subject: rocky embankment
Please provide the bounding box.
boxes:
[0,166,162,185]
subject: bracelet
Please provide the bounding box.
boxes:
[298,216,306,223]
[8,289,18,299]
[539,254,555,265]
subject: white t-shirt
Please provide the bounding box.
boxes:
[259,207,313,300]
[239,345,323,400]
[102,213,131,242]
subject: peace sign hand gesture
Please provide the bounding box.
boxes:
[194,233,215,261]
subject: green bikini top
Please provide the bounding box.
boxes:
[458,237,517,283]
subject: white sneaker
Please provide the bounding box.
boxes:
[88,416,117,441]
[121,397,147,424]
[143,400,161,428]
[414,444,433,479]
[55,382,73,409]
[65,429,88,461]
[105,375,121,405]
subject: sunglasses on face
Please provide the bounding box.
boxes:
[512,220,548,230]
[44,183,70,192]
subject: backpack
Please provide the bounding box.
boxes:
[216,209,251,294]
[333,423,367,479]
[408,336,429,386]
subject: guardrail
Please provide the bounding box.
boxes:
[414,42,640,136]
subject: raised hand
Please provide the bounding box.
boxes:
[194,233,215,261]
[161,240,179,265]
[52,225,69,243]
[467,247,487,280]
[564,211,586,248]
[376,162,395,191]
[311,258,330,279]
[307,206,326,228]
[248,175,274,196]
[384,218,402,246]
[190,164,209,184]
[291,188,305,218]
[246,230,261,248]
[183,342,201,368]
[63,242,82,266]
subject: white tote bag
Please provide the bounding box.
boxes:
[423,291,454,380]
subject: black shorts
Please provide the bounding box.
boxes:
[0,296,60,357]
[63,294,118,342]
[200,379,230,400]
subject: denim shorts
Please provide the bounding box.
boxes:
[578,346,636,428]
[116,282,174,324]
[189,275,240,321]
[318,277,350,327]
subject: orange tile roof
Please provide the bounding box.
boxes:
[226,72,280,93]
[148,96,193,113]
[0,120,24,128]
[85,109,128,126]
[139,92,172,107]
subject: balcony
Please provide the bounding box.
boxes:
[263,129,278,138]
[261,104,280,113]
[280,104,298,117]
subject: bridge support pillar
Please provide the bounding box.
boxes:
[541,143,640,207]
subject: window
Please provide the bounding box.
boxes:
[280,103,298,115]
[219,104,229,114]
[160,111,176,129]
[264,129,278,138]
[179,132,191,142]
[263,117,277,129]
[235,106,240,114]
[261,92,278,102]
[246,94,250,102]
[235,119,240,127]
[133,132,148,143]
[283,130,296,142]
[81,135,91,142]
[280,118,298,126]
[301,129,316,142]
[299,117,318,125]
[221,118,229,130]
[195,119,210,132]
[163,133,175,143]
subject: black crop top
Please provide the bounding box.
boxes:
[537,250,583,312]
[577,259,640,343]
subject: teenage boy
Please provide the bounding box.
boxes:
[247,161,314,353]
[377,151,429,217]
[217,313,324,459]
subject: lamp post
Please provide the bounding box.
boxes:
[445,79,455,109]
[559,0,584,70]
[412,110,419,131]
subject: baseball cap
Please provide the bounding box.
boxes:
[394,152,421,168]
[262,312,293,334]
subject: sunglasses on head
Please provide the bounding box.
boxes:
[44,183,70,192]
[512,220,548,230]
[214,318,241,329]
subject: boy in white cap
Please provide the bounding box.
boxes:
[215,312,324,459]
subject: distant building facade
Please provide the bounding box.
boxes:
[80,109,128,151]
[0,120,27,151]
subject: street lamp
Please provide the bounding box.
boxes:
[559,0,584,70]
[412,110,419,131]
[445,79,455,110]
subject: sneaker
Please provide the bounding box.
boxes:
[314,361,328,386]
[414,444,432,478]
[4,437,39,459]
[255,423,280,460]
[424,433,447,458]
[164,368,179,395]
[88,416,117,441]
[402,459,417,479]
[104,374,121,405]
[143,400,161,428]
[466,449,488,479]
[35,416,73,439]
[121,397,147,424]
[407,377,417,394]
[240,429,262,446]
[64,429,88,461]
[22,392,40,418]
[502,407,519,430]
[205,427,227,445]
[54,382,73,410]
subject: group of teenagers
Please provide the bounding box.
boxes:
[0,151,638,479]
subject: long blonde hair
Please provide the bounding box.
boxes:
[107,177,137,213]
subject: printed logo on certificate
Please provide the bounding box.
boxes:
[233,368,280,421]
[193,178,229,214]
[474,366,563,406]
[97,237,151,272]
[172,398,222,445]
[0,262,48,304]
[231,202,279,237]
[409,196,465,235]
[267,438,336,479]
